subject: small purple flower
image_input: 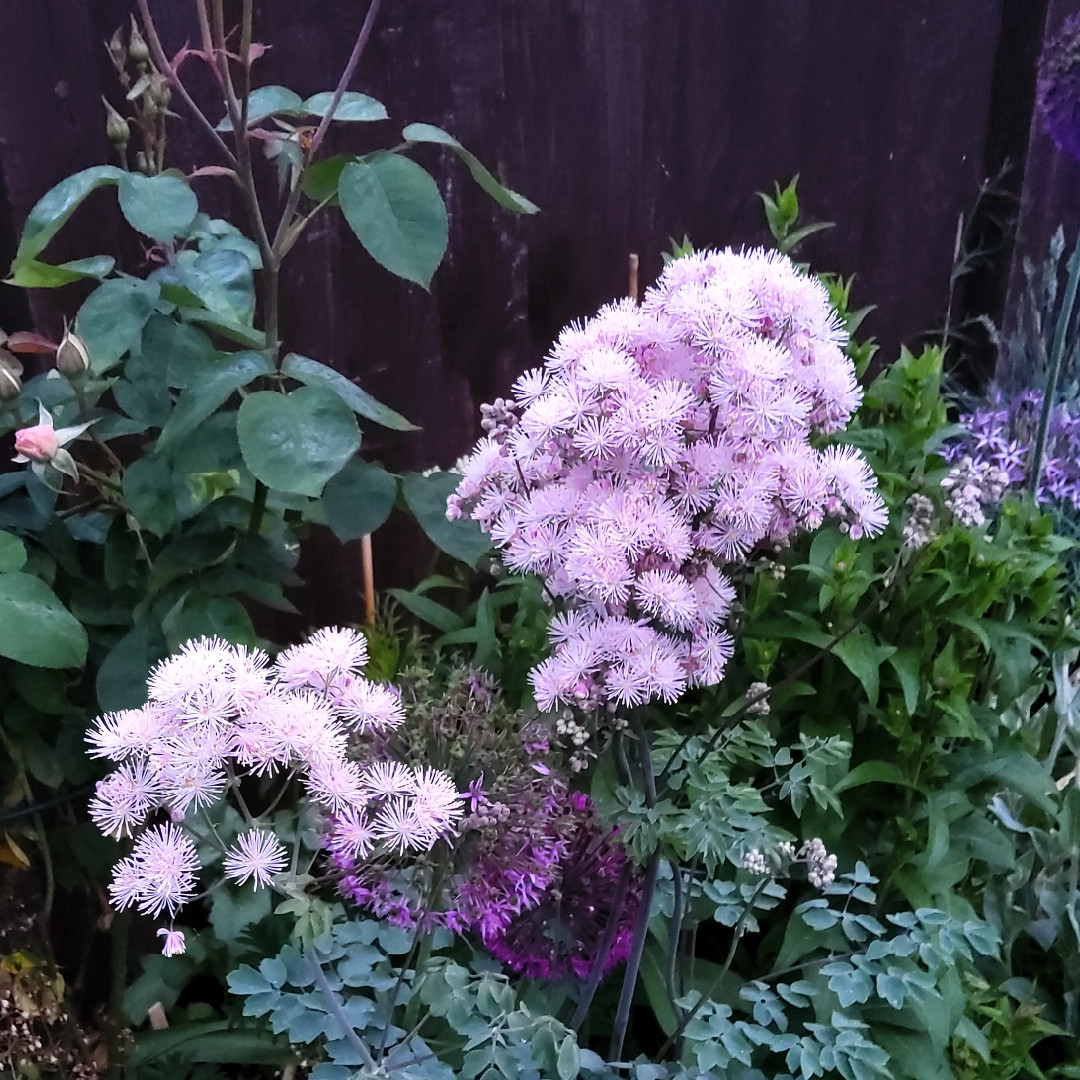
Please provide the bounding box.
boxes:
[157,927,186,957]
[466,775,486,813]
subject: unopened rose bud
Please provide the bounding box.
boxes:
[14,423,58,464]
[128,21,150,66]
[56,327,90,377]
[102,97,130,148]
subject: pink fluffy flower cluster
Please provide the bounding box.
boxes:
[450,248,887,710]
[86,629,463,950]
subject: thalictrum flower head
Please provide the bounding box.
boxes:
[452,247,885,709]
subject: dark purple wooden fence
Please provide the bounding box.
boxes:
[0,0,1059,623]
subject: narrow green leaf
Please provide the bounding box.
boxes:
[833,761,919,795]
[388,588,464,633]
[403,122,539,214]
[178,308,266,349]
[281,353,419,431]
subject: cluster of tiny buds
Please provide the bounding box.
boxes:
[742,837,837,888]
[754,556,786,581]
[902,492,937,552]
[464,797,512,831]
[569,748,595,773]
[604,702,630,731]
[941,455,1010,529]
[556,711,591,747]
[479,397,519,441]
[744,681,771,717]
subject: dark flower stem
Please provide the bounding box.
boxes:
[664,861,685,1029]
[1030,232,1080,496]
[609,849,660,1062]
[569,861,633,1031]
[608,720,660,1061]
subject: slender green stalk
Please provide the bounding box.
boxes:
[105,910,131,1080]
[609,722,660,1061]
[653,875,774,1062]
[664,861,685,1028]
[1030,232,1080,496]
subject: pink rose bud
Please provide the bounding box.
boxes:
[14,423,59,463]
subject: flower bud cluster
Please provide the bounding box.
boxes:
[742,836,837,889]
[480,397,519,440]
[901,492,937,551]
[555,711,590,747]
[744,681,771,717]
[941,455,1010,528]
[451,248,885,710]
[801,838,838,888]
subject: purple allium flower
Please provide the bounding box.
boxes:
[452,248,886,711]
[947,388,1080,510]
[1038,14,1080,163]
[482,794,641,981]
[333,665,572,936]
